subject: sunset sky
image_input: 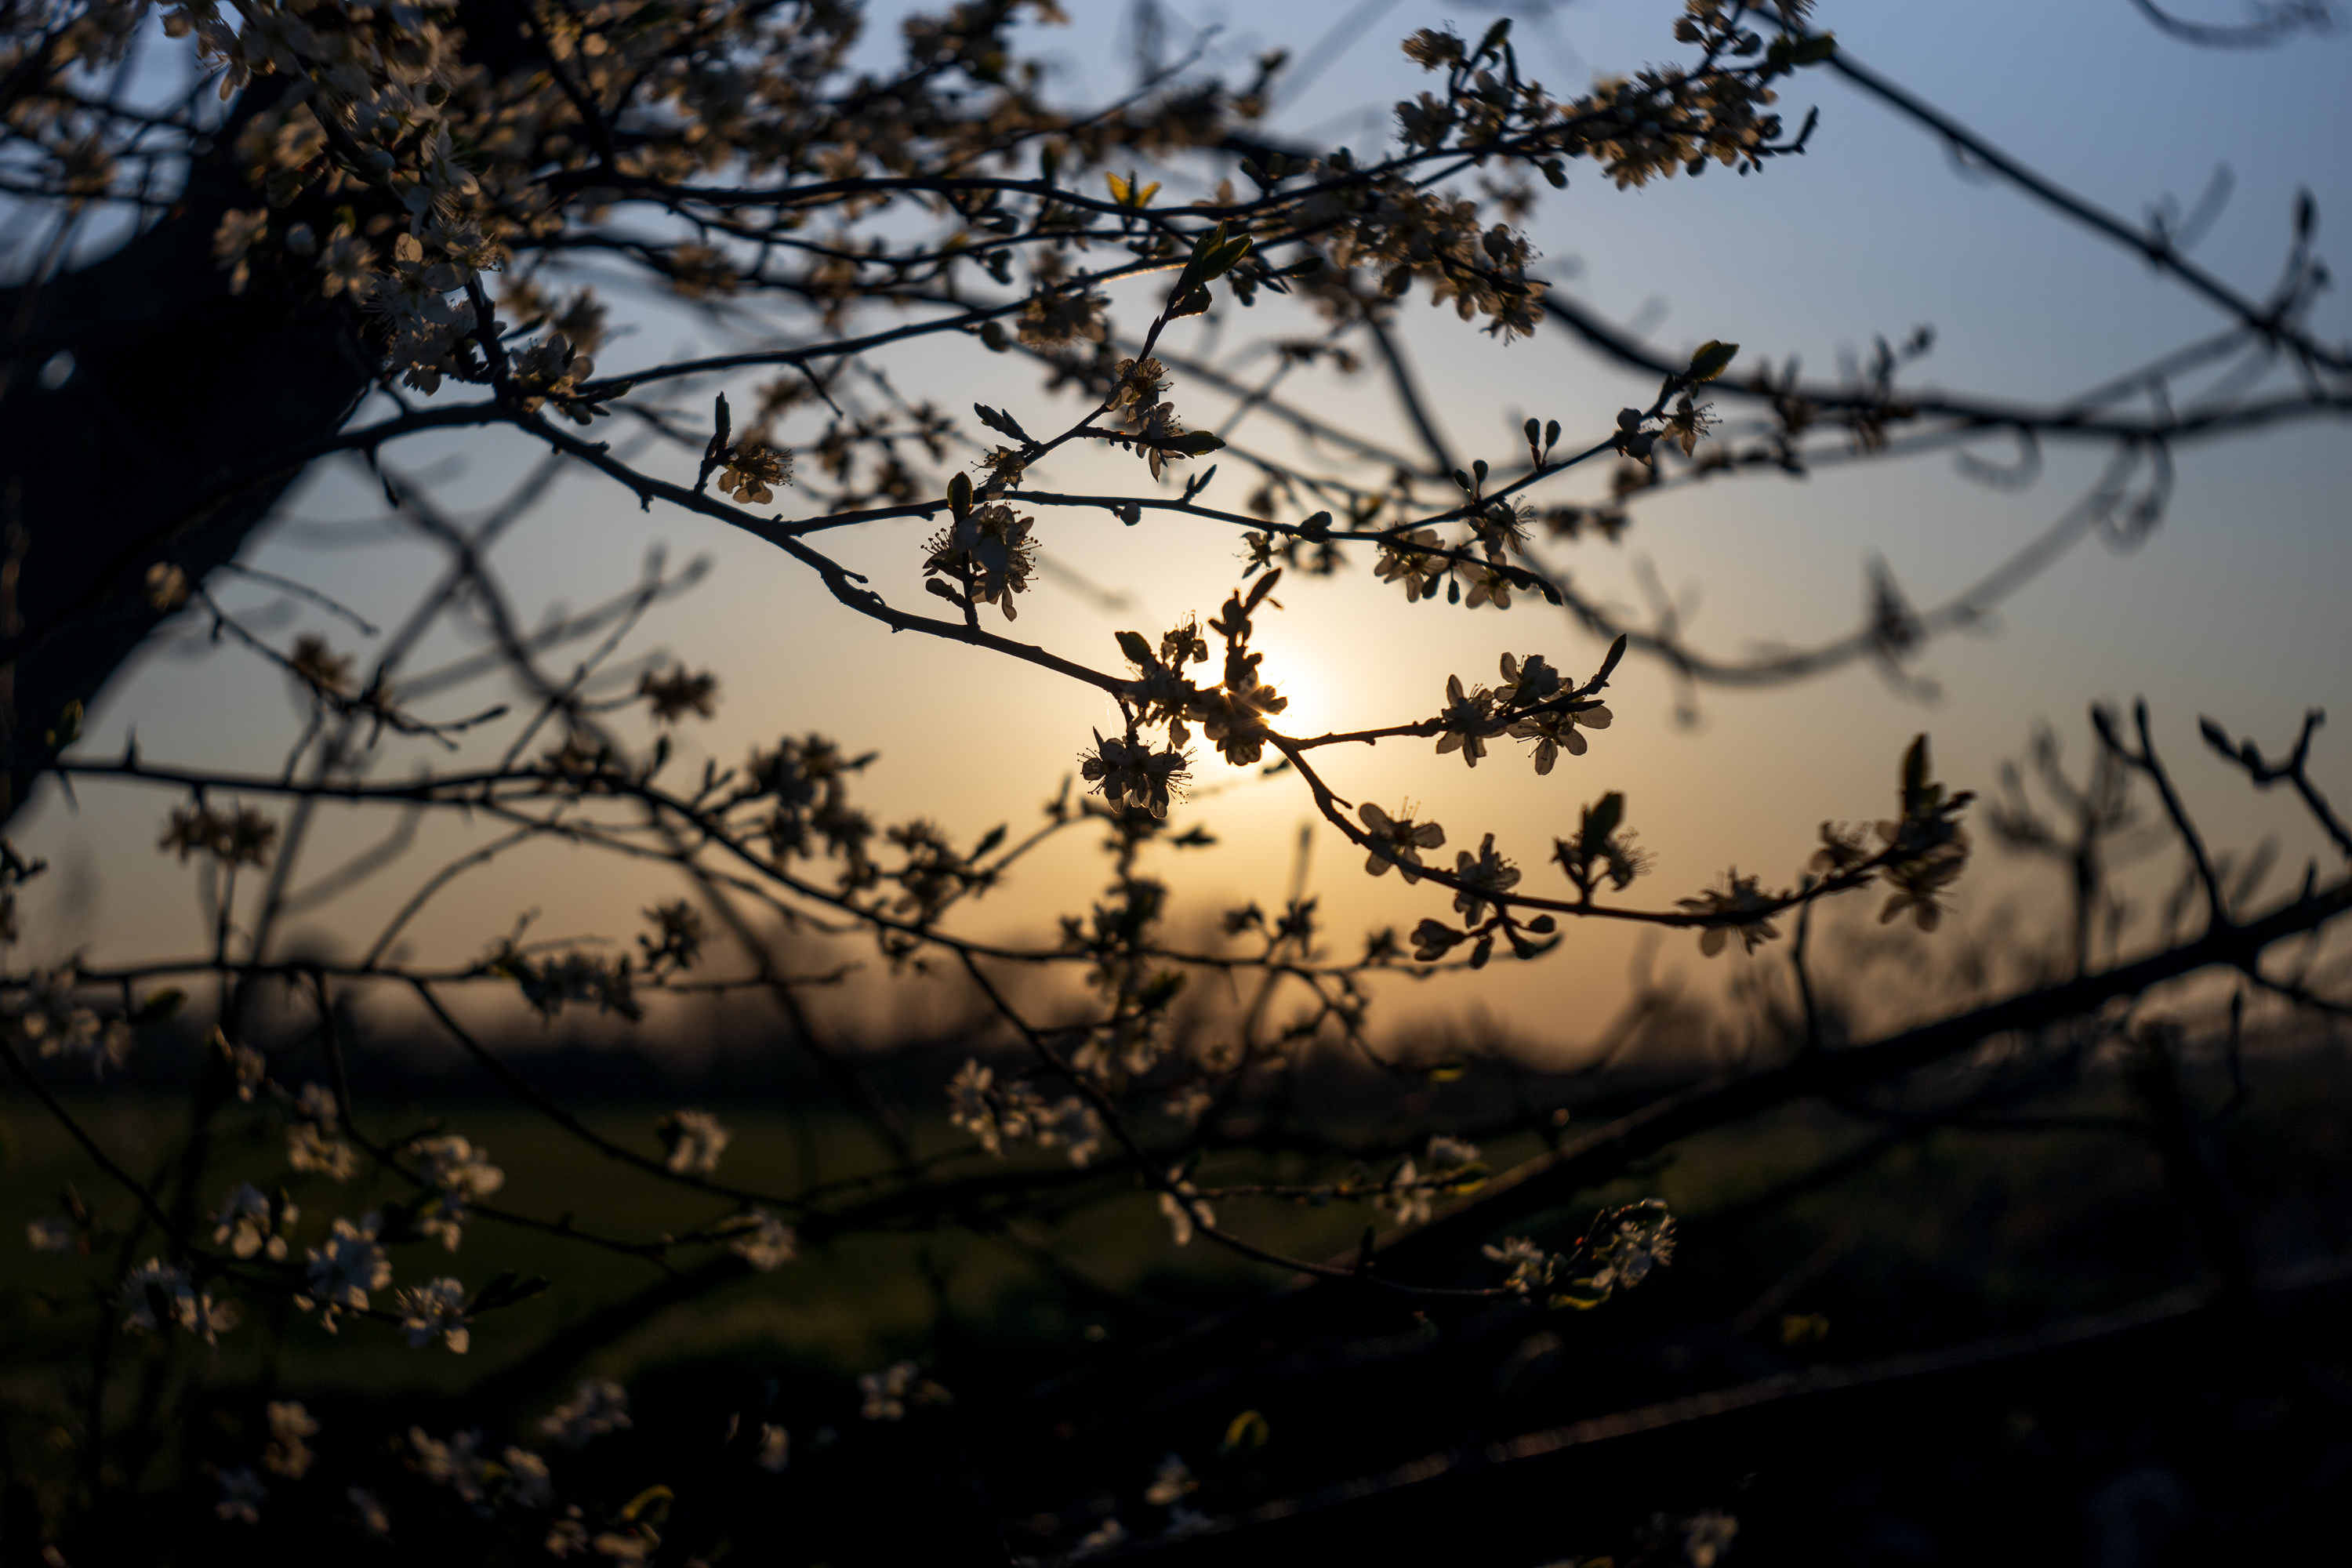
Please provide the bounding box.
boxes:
[17,0,2350,1062]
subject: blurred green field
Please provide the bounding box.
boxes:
[0,1088,1432,1409]
[8,1040,2348,1423]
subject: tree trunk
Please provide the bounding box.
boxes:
[0,99,377,825]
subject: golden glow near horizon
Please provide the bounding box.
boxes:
[11,2,2350,1059]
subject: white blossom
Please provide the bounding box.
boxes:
[298,1214,389,1332]
[394,1276,471,1352]
[728,1210,797,1271]
[1378,1157,1432,1228]
[347,1486,390,1537]
[264,1402,318,1479]
[1074,1517,1128,1555]
[16,967,131,1076]
[118,1258,238,1343]
[1145,1454,1195,1507]
[212,1182,296,1261]
[1035,1096,1105,1168]
[27,1216,77,1254]
[546,1508,590,1558]
[657,1109,731,1176]
[1425,1135,1482,1169]
[410,1134,504,1250]
[1157,1167,1214,1247]
[215,1466,267,1524]
[540,1381,632,1448]
[504,1446,554,1509]
[286,1122,360,1181]
[858,1360,919,1421]
[409,1426,490,1504]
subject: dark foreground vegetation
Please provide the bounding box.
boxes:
[9,1000,2352,1565]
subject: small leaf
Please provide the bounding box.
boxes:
[1903,734,1931,801]
[1581,791,1625,856]
[1687,339,1740,383]
[973,403,1030,443]
[44,701,82,750]
[1174,221,1229,296]
[1596,632,1630,684]
[1221,1410,1270,1454]
[1200,234,1254,284]
[946,472,973,515]
[1115,630,1155,666]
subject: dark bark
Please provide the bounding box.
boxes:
[0,107,379,821]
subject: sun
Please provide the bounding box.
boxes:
[1253,637,1338,743]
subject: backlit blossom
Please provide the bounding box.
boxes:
[1357,801,1445,882]
[1451,833,1522,924]
[1081,730,1190,819]
[1433,675,1493,768]
[1677,869,1783,956]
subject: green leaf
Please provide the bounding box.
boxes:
[946,471,973,515]
[1168,430,1227,456]
[468,1272,552,1312]
[1687,339,1740,383]
[44,700,82,750]
[1788,31,1837,64]
[1200,234,1254,284]
[1167,285,1213,319]
[1174,220,1229,296]
[1115,630,1156,666]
